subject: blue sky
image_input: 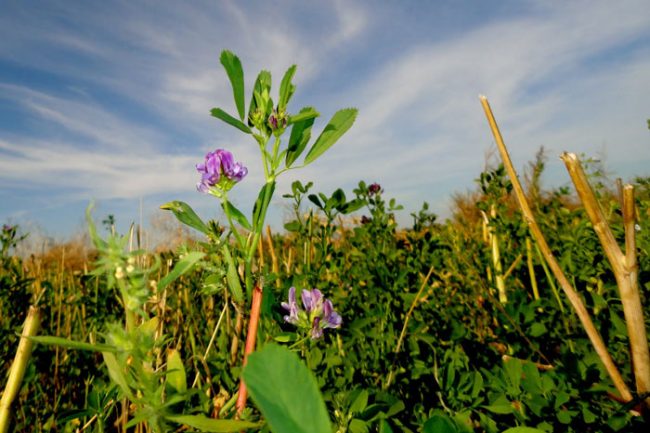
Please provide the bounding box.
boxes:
[1,0,649,242]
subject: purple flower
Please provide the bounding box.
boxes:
[368,183,381,196]
[301,288,323,314]
[281,286,300,324]
[267,109,287,132]
[322,299,342,329]
[311,317,323,339]
[281,287,342,340]
[196,149,248,194]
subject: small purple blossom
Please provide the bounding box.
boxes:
[368,183,381,196]
[268,109,287,131]
[322,299,342,328]
[281,287,342,339]
[301,288,323,314]
[196,149,248,193]
[281,286,300,324]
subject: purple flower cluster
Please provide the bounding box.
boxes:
[281,287,342,339]
[196,149,248,193]
[368,183,381,196]
[268,109,287,131]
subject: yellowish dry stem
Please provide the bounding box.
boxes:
[479,95,633,403]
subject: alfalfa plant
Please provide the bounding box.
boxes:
[162,49,356,425]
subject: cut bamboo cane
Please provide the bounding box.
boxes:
[563,152,649,408]
[481,207,507,303]
[0,306,41,433]
[490,206,507,303]
[623,185,650,407]
[479,95,633,403]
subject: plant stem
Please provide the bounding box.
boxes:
[0,306,41,433]
[479,95,633,403]
[384,266,435,390]
[562,153,650,408]
[526,238,540,300]
[223,198,246,250]
[265,226,281,289]
[236,282,264,416]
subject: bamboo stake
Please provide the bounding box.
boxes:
[623,185,650,406]
[481,208,507,302]
[562,153,649,407]
[490,206,507,303]
[0,306,41,433]
[479,95,633,403]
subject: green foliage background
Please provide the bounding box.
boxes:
[1,160,650,432]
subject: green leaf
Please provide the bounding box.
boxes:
[102,352,134,399]
[521,362,541,395]
[304,108,357,165]
[483,395,514,415]
[273,332,296,343]
[288,107,319,124]
[166,349,187,394]
[222,243,244,304]
[243,344,331,433]
[210,108,252,134]
[557,409,577,424]
[349,389,369,414]
[504,356,522,392]
[530,322,547,337]
[308,194,322,209]
[278,65,297,110]
[554,391,570,409]
[28,335,117,353]
[223,201,252,231]
[157,251,204,291]
[341,198,363,214]
[502,428,546,433]
[160,201,209,235]
[252,181,275,231]
[248,70,272,124]
[85,203,107,249]
[329,189,346,211]
[286,107,318,167]
[138,317,159,339]
[349,419,369,433]
[379,419,394,433]
[166,414,260,432]
[422,415,458,433]
[220,50,245,121]
[582,406,597,424]
[284,221,301,232]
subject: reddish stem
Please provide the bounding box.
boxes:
[235,283,263,416]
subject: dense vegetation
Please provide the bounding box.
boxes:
[2,162,649,432]
[1,50,649,432]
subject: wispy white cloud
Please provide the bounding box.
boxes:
[0,0,648,236]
